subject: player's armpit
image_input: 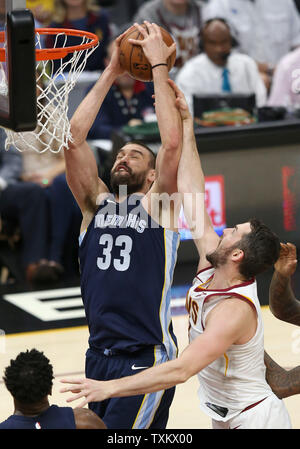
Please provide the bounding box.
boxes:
[188,297,257,372]
[180,297,257,377]
[64,141,109,215]
[205,297,257,345]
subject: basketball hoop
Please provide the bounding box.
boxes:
[0,28,99,153]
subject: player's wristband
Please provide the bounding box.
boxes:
[151,63,168,70]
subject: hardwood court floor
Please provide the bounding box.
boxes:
[0,307,299,429]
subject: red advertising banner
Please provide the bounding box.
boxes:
[179,175,226,240]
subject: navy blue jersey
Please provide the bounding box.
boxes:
[79,194,180,359]
[0,405,76,429]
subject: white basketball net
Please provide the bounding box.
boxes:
[1,30,98,153]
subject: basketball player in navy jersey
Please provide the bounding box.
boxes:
[0,349,106,429]
[63,22,182,429]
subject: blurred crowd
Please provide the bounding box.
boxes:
[1,0,300,287]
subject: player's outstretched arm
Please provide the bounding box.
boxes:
[269,243,300,326]
[60,297,251,407]
[130,22,181,195]
[264,351,300,399]
[64,28,133,219]
[169,80,220,270]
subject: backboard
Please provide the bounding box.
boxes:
[0,0,37,131]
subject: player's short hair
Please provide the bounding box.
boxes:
[237,218,280,279]
[123,140,156,169]
[3,349,54,404]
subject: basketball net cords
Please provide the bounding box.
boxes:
[1,31,98,153]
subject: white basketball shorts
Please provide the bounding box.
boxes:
[212,394,292,429]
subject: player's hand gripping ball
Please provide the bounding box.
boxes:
[119,24,176,82]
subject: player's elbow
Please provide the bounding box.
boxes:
[268,302,280,320]
[172,362,194,385]
[178,369,192,384]
[270,305,297,325]
[269,298,289,321]
[69,119,86,146]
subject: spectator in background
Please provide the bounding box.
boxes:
[268,47,300,111]
[133,0,203,73]
[20,151,81,282]
[97,0,147,29]
[0,129,59,284]
[46,0,112,72]
[87,74,155,139]
[27,0,55,25]
[203,0,300,89]
[87,40,155,140]
[176,19,267,115]
[15,75,82,282]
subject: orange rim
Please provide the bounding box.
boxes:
[0,28,99,62]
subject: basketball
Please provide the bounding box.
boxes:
[119,24,176,82]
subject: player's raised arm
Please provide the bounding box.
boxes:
[169,80,220,270]
[64,29,133,220]
[129,22,181,195]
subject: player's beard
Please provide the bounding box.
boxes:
[110,166,148,196]
[206,241,237,268]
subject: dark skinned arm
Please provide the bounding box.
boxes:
[264,351,300,399]
[269,272,300,326]
[73,407,107,429]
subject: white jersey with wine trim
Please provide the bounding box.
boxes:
[186,266,274,422]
